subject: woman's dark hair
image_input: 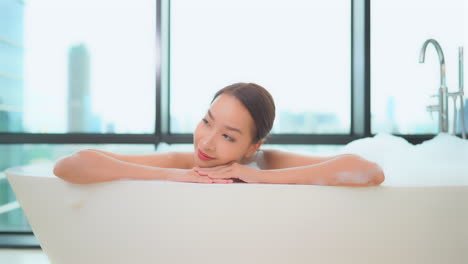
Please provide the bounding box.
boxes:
[211,82,275,143]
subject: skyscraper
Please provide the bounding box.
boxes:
[0,0,26,230]
[68,44,92,132]
[0,0,24,133]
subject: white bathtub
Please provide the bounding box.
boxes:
[5,159,468,264]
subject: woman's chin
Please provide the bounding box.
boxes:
[194,156,237,168]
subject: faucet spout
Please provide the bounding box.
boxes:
[419,39,446,88]
[419,39,449,133]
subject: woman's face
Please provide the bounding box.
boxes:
[193,94,261,168]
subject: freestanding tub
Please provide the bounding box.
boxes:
[5,160,468,264]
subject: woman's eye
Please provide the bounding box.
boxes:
[223,134,235,142]
[202,118,209,125]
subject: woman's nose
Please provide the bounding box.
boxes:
[200,133,216,150]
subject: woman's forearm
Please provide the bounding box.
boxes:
[256,155,384,186]
[53,150,171,184]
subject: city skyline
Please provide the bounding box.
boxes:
[0,0,28,233]
[6,0,464,135]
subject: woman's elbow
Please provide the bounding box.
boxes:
[53,150,92,183]
[343,154,385,186]
[366,160,385,186]
[53,159,72,181]
[372,166,385,186]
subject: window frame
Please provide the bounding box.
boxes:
[0,0,441,248]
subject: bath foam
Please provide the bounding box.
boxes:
[341,133,468,186]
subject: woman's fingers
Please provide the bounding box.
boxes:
[196,167,233,178]
[195,170,235,183]
[182,170,213,184]
[207,172,229,179]
[212,179,234,184]
[192,173,234,184]
[194,168,209,176]
[197,176,214,183]
[192,164,239,183]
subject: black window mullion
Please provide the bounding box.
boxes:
[155,0,163,149]
[156,0,171,148]
[351,0,371,138]
[0,232,40,249]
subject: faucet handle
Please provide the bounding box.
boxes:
[426,104,439,121]
[448,91,463,97]
[426,104,440,112]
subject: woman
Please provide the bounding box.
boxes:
[54,82,385,186]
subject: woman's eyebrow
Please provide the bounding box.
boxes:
[208,110,242,135]
[225,125,242,135]
[207,110,215,120]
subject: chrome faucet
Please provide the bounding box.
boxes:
[419,39,449,133]
[419,39,467,138]
[448,47,466,139]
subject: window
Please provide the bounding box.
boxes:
[0,0,156,134]
[0,0,157,240]
[371,0,466,134]
[169,0,351,134]
[4,0,459,248]
[1,0,355,244]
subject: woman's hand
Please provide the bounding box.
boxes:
[166,168,234,184]
[193,162,262,183]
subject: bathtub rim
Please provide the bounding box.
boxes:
[4,164,468,188]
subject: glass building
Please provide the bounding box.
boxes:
[0,0,29,231]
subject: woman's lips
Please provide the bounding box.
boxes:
[197,149,215,161]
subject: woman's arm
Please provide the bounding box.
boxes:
[83,149,192,169]
[54,150,171,184]
[53,149,222,184]
[196,150,384,187]
[260,149,339,169]
[257,153,385,186]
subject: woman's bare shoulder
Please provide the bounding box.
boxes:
[261,149,333,170]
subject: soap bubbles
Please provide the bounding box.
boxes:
[341,133,468,186]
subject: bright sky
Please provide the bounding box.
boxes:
[23,0,156,133]
[170,0,351,133]
[20,0,466,134]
